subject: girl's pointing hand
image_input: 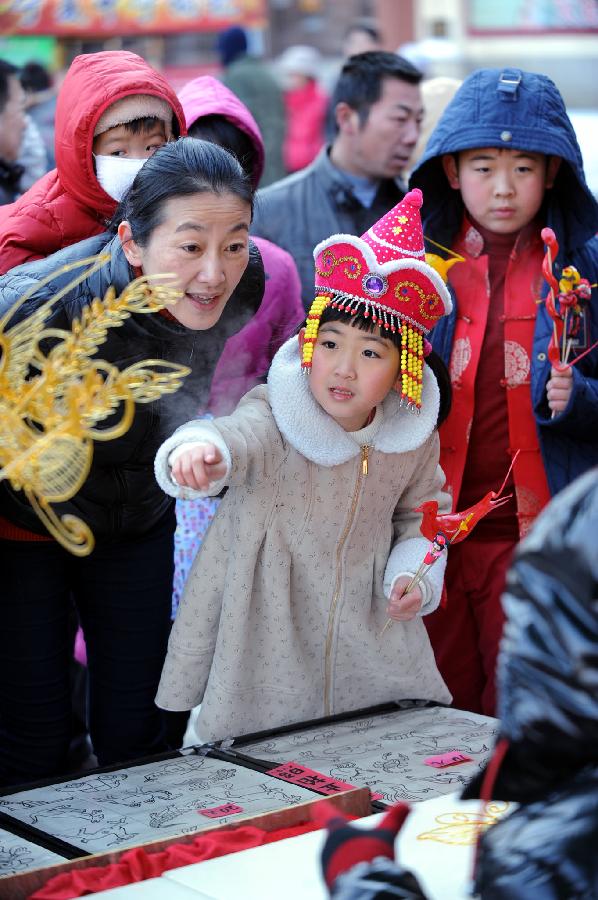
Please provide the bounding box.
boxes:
[171,443,226,490]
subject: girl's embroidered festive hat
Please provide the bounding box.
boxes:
[302,188,453,412]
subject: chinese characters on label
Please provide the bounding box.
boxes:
[424,752,472,768]
[266,762,357,795]
[198,802,244,818]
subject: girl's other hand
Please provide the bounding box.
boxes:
[387,576,423,622]
[171,443,226,490]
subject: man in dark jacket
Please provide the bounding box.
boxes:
[0,60,26,205]
[252,52,423,308]
[316,469,598,899]
[465,468,598,900]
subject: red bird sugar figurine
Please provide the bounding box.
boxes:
[380,453,519,636]
[541,227,598,371]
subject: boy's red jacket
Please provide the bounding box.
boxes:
[0,51,186,275]
[438,219,551,537]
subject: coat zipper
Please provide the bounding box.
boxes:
[361,444,370,476]
[323,445,368,714]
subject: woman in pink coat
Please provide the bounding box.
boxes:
[278,45,328,173]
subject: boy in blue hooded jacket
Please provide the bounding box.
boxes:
[410,68,598,716]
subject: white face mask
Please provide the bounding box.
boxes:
[94,155,147,202]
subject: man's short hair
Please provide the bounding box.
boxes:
[0,59,19,113]
[332,51,422,131]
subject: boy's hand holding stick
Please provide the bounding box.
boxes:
[541,228,598,418]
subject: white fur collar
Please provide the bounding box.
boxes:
[267,336,440,466]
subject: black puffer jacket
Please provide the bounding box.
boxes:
[464,467,598,899]
[0,231,264,539]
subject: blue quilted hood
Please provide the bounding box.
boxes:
[411,68,598,258]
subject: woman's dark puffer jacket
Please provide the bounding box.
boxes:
[0,231,264,539]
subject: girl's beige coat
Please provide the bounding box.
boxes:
[154,338,452,741]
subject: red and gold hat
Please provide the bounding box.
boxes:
[302,188,452,412]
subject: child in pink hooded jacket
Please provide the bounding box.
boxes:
[172,76,304,611]
[178,75,304,416]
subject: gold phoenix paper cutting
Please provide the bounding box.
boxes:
[0,254,190,556]
[417,801,511,846]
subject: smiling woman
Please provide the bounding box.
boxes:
[115,139,254,331]
[0,138,264,788]
[119,193,251,331]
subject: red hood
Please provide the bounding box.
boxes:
[177,75,265,189]
[56,50,187,220]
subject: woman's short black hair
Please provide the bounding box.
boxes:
[308,303,452,426]
[110,137,254,246]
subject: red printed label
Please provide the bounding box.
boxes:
[198,802,244,818]
[424,752,472,768]
[266,761,357,795]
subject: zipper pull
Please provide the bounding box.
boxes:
[361,444,370,476]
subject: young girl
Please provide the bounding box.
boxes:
[154,189,454,741]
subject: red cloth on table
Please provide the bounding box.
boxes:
[30,819,334,898]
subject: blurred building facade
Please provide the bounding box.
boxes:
[404,0,598,108]
[1,0,596,107]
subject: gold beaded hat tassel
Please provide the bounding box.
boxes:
[400,322,424,411]
[301,295,330,370]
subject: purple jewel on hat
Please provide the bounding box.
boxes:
[362,272,388,297]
